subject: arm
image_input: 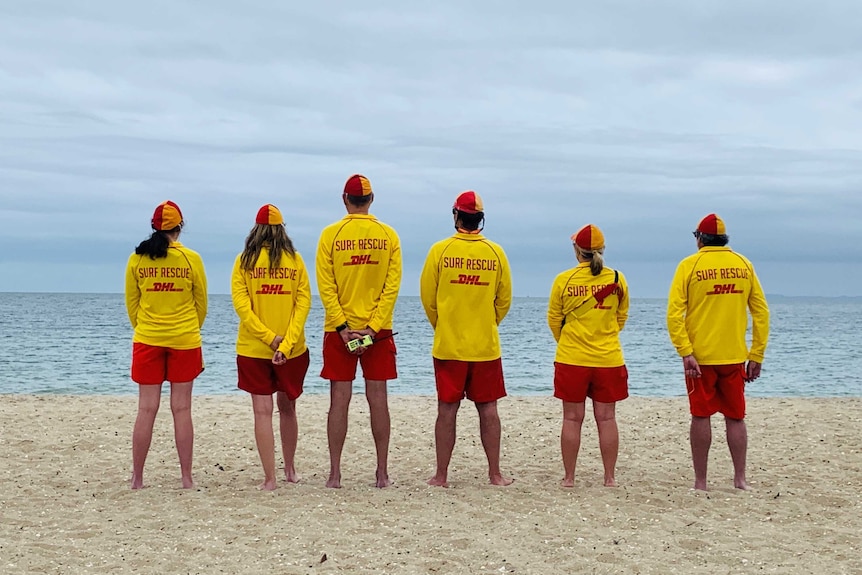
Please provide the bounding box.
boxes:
[495,249,513,325]
[746,265,769,364]
[124,255,140,328]
[315,227,347,328]
[616,272,629,331]
[230,256,277,346]
[419,246,439,328]
[279,253,312,356]
[367,228,402,334]
[191,252,208,328]
[547,277,563,343]
[666,261,694,357]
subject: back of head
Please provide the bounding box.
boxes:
[571,224,605,276]
[343,174,374,207]
[695,213,729,246]
[151,200,184,232]
[452,190,485,232]
[136,200,184,259]
[241,204,294,271]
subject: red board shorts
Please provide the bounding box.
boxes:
[433,358,506,404]
[237,349,309,400]
[553,363,629,404]
[132,342,204,385]
[320,329,397,382]
[686,363,746,420]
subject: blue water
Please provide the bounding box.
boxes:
[0,293,859,396]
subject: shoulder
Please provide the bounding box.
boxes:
[176,245,203,261]
[480,237,508,258]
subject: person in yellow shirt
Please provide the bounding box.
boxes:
[231,204,312,491]
[315,174,401,488]
[547,224,629,488]
[420,191,513,487]
[667,214,769,491]
[125,200,207,490]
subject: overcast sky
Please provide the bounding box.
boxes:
[1,0,861,298]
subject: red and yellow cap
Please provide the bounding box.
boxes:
[255,204,284,225]
[453,190,484,214]
[572,224,605,251]
[151,201,183,231]
[696,213,726,235]
[344,174,373,197]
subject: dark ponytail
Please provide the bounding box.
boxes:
[135,228,177,259]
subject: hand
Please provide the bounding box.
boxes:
[354,327,378,339]
[341,329,366,355]
[272,351,287,365]
[683,354,701,379]
[270,335,284,351]
[745,361,762,382]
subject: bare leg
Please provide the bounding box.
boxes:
[593,401,619,487]
[725,417,749,490]
[476,401,513,486]
[326,381,352,488]
[428,400,460,487]
[131,384,162,489]
[690,416,712,491]
[170,381,195,489]
[560,401,585,488]
[276,392,299,483]
[251,394,276,491]
[365,380,391,487]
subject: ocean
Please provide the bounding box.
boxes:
[0,292,859,397]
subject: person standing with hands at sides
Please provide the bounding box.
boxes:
[125,201,207,490]
[547,224,630,488]
[420,191,514,487]
[315,174,402,488]
[667,214,769,491]
[231,204,311,491]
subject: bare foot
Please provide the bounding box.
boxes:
[489,473,514,486]
[734,480,751,491]
[284,468,300,483]
[560,477,575,488]
[693,481,708,491]
[181,476,195,490]
[603,477,618,487]
[326,472,342,489]
[376,470,392,488]
[259,479,277,491]
[130,474,144,490]
[427,474,449,487]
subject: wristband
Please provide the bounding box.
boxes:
[335,322,349,333]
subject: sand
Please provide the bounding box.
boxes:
[1,394,860,574]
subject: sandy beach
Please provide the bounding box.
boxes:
[1,394,860,574]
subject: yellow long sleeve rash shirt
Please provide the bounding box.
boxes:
[315,214,402,333]
[231,249,311,360]
[666,246,769,364]
[419,233,512,361]
[125,242,208,350]
[547,263,629,367]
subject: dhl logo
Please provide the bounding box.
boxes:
[256,284,291,295]
[450,274,490,286]
[706,283,744,296]
[146,282,183,292]
[343,254,379,266]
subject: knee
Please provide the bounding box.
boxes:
[138,403,159,418]
[277,396,296,416]
[563,412,585,425]
[594,411,616,425]
[171,402,191,418]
